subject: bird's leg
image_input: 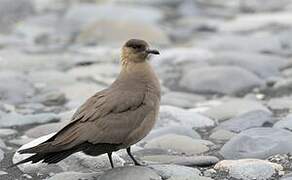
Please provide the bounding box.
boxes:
[107,152,114,168]
[126,146,141,166]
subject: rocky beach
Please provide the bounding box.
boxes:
[1,0,292,179]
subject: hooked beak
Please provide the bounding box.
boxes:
[145,49,160,55]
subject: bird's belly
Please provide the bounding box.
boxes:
[122,110,157,148]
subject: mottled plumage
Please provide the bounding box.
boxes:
[13,39,161,168]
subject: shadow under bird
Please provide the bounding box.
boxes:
[12,39,161,168]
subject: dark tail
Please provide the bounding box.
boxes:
[10,149,77,168]
[9,142,92,168]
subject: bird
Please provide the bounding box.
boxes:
[12,39,161,168]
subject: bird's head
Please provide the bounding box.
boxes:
[121,39,160,64]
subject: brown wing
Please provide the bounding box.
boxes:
[37,84,153,152]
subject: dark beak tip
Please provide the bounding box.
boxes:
[146,49,160,55]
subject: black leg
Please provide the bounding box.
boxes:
[126,146,141,166]
[107,152,114,168]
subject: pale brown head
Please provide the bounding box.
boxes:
[121,39,160,64]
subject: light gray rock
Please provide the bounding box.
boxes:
[0,112,59,127]
[97,166,161,180]
[208,51,286,79]
[219,12,292,33]
[202,98,270,122]
[0,128,17,137]
[32,90,66,106]
[0,71,35,104]
[161,91,206,108]
[145,134,213,155]
[196,34,283,54]
[62,3,163,31]
[157,105,215,129]
[240,0,291,12]
[274,114,292,131]
[179,66,264,95]
[0,0,34,33]
[149,164,200,179]
[25,122,65,138]
[48,172,101,180]
[209,129,236,141]
[267,97,292,111]
[142,125,201,142]
[76,19,170,46]
[141,155,219,166]
[281,172,292,180]
[220,127,292,159]
[215,159,283,180]
[0,149,4,162]
[269,78,292,97]
[218,110,275,133]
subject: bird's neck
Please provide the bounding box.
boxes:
[116,61,159,85]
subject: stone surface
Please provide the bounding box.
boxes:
[145,134,213,155]
[209,129,236,141]
[180,66,264,95]
[202,99,270,121]
[97,166,161,180]
[0,112,59,127]
[0,71,35,104]
[25,122,66,138]
[142,125,201,142]
[0,128,17,137]
[157,105,215,129]
[47,172,101,180]
[150,164,200,179]
[208,51,286,79]
[218,110,275,133]
[161,91,206,108]
[220,127,292,159]
[144,155,219,167]
[215,159,283,180]
[0,0,34,33]
[274,114,292,131]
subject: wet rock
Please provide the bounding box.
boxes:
[145,134,213,155]
[157,105,215,129]
[179,66,263,95]
[215,159,283,180]
[220,127,292,159]
[218,110,275,133]
[0,112,59,127]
